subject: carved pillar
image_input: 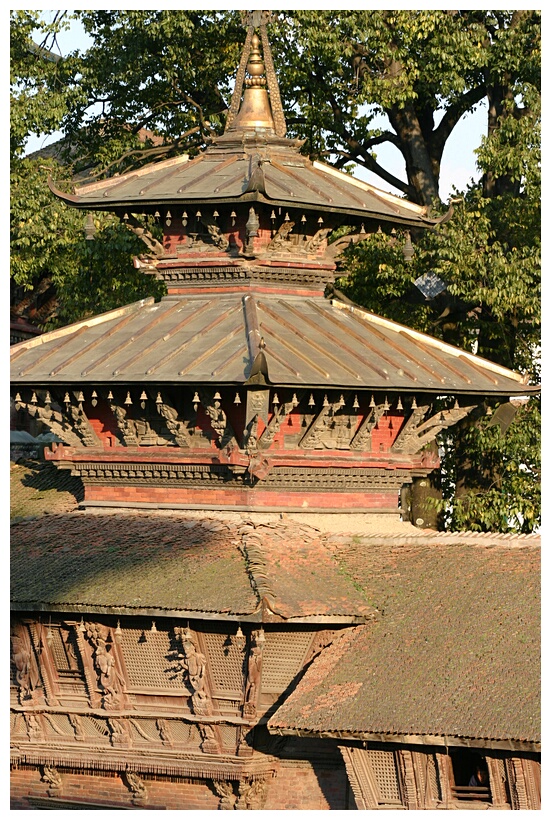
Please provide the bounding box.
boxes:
[411,750,441,808]
[397,749,418,809]
[507,757,531,810]
[486,756,510,809]
[243,629,265,718]
[435,752,453,808]
[174,626,213,716]
[84,622,128,710]
[11,622,41,705]
[521,757,541,809]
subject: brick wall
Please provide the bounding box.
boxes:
[263,759,349,810]
[11,761,349,810]
[10,765,220,810]
[84,483,397,511]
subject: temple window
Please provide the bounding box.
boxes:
[448,749,491,803]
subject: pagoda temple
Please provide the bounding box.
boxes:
[11,14,540,810]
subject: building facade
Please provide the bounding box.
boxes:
[11,14,540,810]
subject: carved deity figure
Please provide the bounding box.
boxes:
[243,632,264,718]
[85,622,126,710]
[125,771,148,803]
[11,624,40,704]
[268,221,295,251]
[69,712,85,741]
[212,780,237,810]
[205,400,227,441]
[236,779,268,810]
[156,718,173,746]
[158,402,190,447]
[41,765,62,793]
[25,713,43,741]
[174,627,213,716]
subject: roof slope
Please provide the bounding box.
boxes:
[10,512,371,621]
[10,292,532,395]
[10,459,83,523]
[269,531,540,747]
[49,140,437,229]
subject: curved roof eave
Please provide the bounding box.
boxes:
[48,180,442,229]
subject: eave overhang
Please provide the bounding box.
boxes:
[267,725,540,754]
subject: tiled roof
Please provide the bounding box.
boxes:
[10,292,533,395]
[269,532,540,746]
[10,459,83,523]
[10,512,372,621]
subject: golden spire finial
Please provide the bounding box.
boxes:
[225,11,286,137]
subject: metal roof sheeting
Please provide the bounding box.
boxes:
[11,292,532,395]
[49,138,438,228]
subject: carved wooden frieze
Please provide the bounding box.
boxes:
[245,388,270,426]
[258,400,293,449]
[200,390,236,449]
[109,403,156,447]
[350,404,385,450]
[299,400,355,450]
[200,215,230,251]
[174,626,213,716]
[267,220,295,251]
[15,399,87,448]
[392,404,476,455]
[156,399,192,447]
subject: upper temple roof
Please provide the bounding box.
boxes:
[49,142,441,230]
[47,21,445,231]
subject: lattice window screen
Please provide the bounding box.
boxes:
[218,724,239,751]
[121,629,182,690]
[368,750,401,803]
[81,715,109,737]
[201,631,245,694]
[168,720,201,746]
[44,712,73,736]
[261,631,313,692]
[129,718,160,742]
[29,623,87,696]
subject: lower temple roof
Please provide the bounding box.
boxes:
[10,510,374,622]
[11,458,540,750]
[268,531,540,749]
[10,291,534,395]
